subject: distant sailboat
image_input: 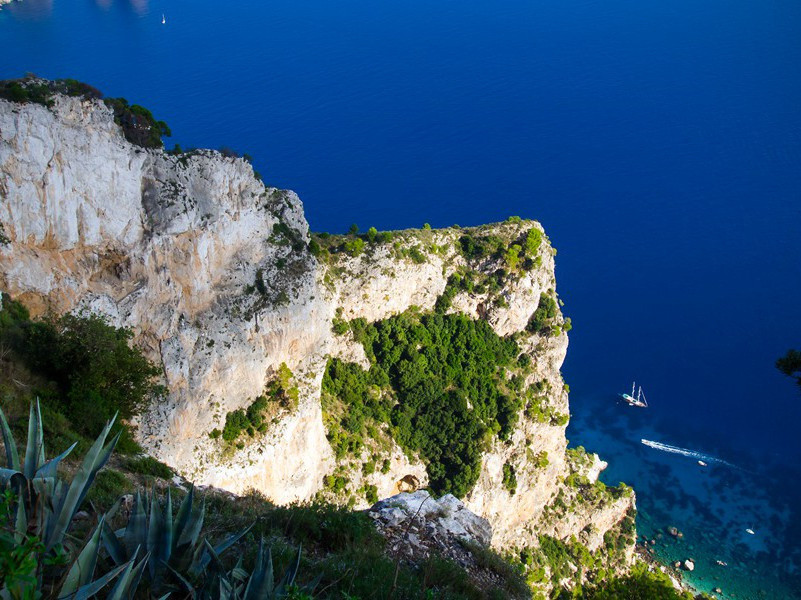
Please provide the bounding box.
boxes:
[619,381,648,407]
[162,13,166,24]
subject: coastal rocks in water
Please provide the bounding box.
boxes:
[668,526,679,537]
[683,559,695,571]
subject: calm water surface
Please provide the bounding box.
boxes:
[2,0,800,596]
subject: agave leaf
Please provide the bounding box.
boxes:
[124,491,147,559]
[0,467,24,488]
[46,415,119,549]
[23,400,45,479]
[150,490,174,593]
[0,406,20,470]
[163,488,174,557]
[61,518,105,597]
[213,524,253,557]
[104,495,124,522]
[277,544,302,589]
[230,556,247,582]
[106,550,150,600]
[203,539,228,574]
[243,538,272,600]
[35,441,78,480]
[177,494,205,549]
[101,520,127,566]
[64,560,129,600]
[147,489,164,566]
[172,483,194,546]
[165,561,197,595]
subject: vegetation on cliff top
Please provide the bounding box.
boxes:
[0,76,171,148]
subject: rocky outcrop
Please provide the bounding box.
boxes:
[0,92,634,569]
[370,490,493,554]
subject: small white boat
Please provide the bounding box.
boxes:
[620,381,648,407]
[716,560,728,567]
[161,13,166,24]
[746,528,755,535]
[698,460,708,467]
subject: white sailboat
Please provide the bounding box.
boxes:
[619,381,648,407]
[162,14,166,24]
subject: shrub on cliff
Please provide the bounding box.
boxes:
[323,311,521,497]
[103,97,171,148]
[0,295,161,448]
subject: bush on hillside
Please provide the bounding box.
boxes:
[0,295,161,443]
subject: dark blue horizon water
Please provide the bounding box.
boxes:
[2,0,800,596]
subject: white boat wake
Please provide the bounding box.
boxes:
[640,439,739,469]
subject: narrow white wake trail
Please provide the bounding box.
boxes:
[641,439,739,469]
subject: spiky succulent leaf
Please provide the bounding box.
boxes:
[46,415,120,549]
[177,493,205,549]
[22,400,45,479]
[61,518,105,596]
[0,406,20,470]
[102,520,128,566]
[106,550,150,600]
[172,483,195,546]
[123,491,147,559]
[35,441,77,480]
[242,539,272,600]
[66,561,130,600]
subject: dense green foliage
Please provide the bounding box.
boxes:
[0,295,160,449]
[527,292,559,335]
[323,311,521,497]
[583,563,698,599]
[0,77,102,106]
[777,349,801,391]
[103,97,172,148]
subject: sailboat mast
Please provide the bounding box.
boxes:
[631,381,635,397]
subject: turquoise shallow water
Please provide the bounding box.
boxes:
[567,387,801,599]
[1,0,800,596]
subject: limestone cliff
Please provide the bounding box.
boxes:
[0,93,634,577]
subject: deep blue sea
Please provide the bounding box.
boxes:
[2,0,800,596]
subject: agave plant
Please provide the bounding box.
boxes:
[197,537,306,600]
[0,400,142,599]
[102,486,252,597]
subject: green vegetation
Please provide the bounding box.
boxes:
[211,363,300,445]
[121,454,175,479]
[0,76,102,106]
[527,292,559,335]
[583,562,700,599]
[323,311,522,497]
[502,462,518,495]
[103,97,171,148]
[457,225,543,273]
[0,294,161,453]
[777,349,801,391]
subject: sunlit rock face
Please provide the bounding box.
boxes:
[0,93,633,555]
